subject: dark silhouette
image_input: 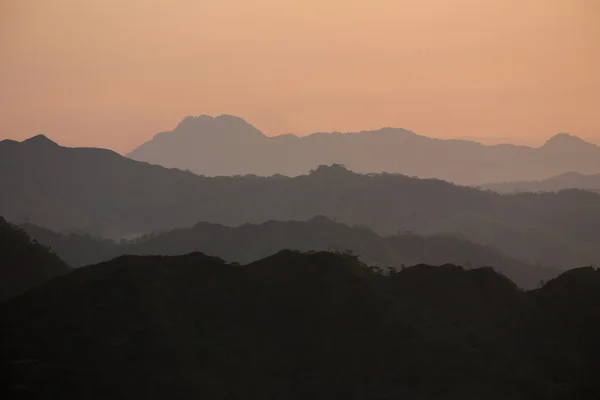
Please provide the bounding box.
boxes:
[20,216,560,289]
[127,115,600,184]
[2,250,599,399]
[0,217,70,301]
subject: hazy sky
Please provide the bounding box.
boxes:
[1,0,599,152]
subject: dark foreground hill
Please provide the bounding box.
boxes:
[2,251,599,399]
[4,136,600,270]
[21,216,559,289]
[0,217,70,301]
[128,114,600,185]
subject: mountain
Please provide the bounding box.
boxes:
[0,217,70,301]
[2,251,598,399]
[531,266,600,396]
[128,115,600,184]
[21,216,560,289]
[480,171,600,193]
[4,136,600,270]
[0,133,205,235]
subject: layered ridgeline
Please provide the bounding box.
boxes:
[128,115,600,185]
[21,217,559,289]
[480,171,600,194]
[0,217,70,301]
[3,135,600,270]
[2,251,600,399]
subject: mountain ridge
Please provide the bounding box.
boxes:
[19,215,560,289]
[4,137,600,271]
[127,114,600,184]
[2,250,599,398]
[481,171,600,193]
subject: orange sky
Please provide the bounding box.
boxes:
[1,0,599,153]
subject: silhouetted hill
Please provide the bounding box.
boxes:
[414,189,600,268]
[0,134,205,234]
[531,267,600,397]
[4,137,600,270]
[2,251,594,399]
[21,217,559,289]
[20,223,118,267]
[480,171,600,193]
[0,217,70,301]
[541,133,595,153]
[128,115,600,184]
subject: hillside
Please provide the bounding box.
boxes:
[21,217,559,289]
[480,171,600,193]
[128,115,600,184]
[2,251,598,399]
[0,136,492,237]
[0,217,70,301]
[0,134,205,236]
[4,137,600,270]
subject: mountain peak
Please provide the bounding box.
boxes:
[309,164,355,177]
[0,139,19,146]
[22,134,59,147]
[376,127,417,136]
[543,133,595,150]
[173,114,265,138]
[175,115,214,130]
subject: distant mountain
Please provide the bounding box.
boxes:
[128,115,600,184]
[4,136,600,270]
[0,217,70,301]
[480,171,600,193]
[21,216,559,289]
[2,250,599,398]
[0,133,204,235]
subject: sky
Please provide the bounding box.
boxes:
[1,0,599,153]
